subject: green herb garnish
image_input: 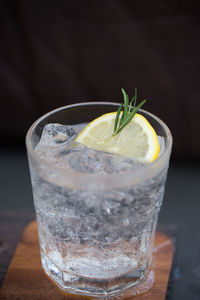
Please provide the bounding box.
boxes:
[113,88,146,136]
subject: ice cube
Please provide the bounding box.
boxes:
[38,123,77,146]
[35,123,78,164]
[69,147,145,174]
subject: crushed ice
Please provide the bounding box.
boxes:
[35,123,164,174]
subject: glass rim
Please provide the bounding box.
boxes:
[26,102,172,188]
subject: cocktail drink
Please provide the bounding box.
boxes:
[26,100,172,298]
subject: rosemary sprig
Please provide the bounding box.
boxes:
[113,88,146,136]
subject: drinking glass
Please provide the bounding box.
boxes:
[26,102,172,298]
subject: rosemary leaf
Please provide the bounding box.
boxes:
[134,88,137,109]
[129,95,135,112]
[113,88,146,136]
[128,88,137,112]
[114,103,123,134]
[117,109,137,134]
[121,88,129,118]
[134,99,146,113]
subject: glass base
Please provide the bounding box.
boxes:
[41,255,154,298]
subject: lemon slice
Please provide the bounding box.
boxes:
[75,112,160,163]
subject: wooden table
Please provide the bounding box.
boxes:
[0,211,35,286]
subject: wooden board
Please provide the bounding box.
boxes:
[0,221,174,299]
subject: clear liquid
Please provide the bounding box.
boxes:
[30,123,167,296]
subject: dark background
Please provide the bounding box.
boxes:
[0,1,200,299]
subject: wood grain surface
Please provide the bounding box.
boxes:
[0,221,174,299]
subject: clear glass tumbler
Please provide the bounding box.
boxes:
[26,102,172,298]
